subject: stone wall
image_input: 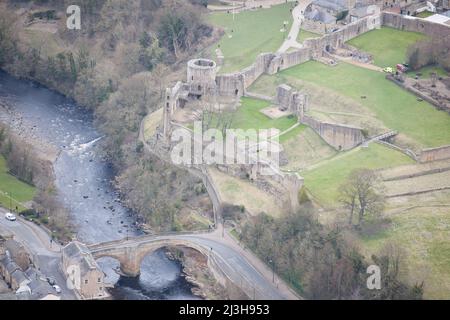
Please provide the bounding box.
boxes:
[302,18,337,35]
[382,12,450,36]
[302,115,365,150]
[240,52,275,88]
[215,73,244,97]
[419,145,450,163]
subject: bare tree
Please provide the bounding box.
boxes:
[339,169,385,227]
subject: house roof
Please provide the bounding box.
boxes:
[63,241,90,258]
[4,239,24,255]
[63,241,101,276]
[306,8,337,24]
[442,10,450,18]
[350,5,371,18]
[11,269,29,285]
[312,0,348,12]
[0,255,10,268]
[6,261,20,274]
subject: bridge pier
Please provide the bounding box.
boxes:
[118,247,141,277]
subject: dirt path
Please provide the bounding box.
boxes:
[333,55,384,72]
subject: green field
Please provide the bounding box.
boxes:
[361,204,450,299]
[302,143,414,206]
[208,3,293,73]
[217,97,298,132]
[297,29,320,43]
[0,156,36,212]
[280,61,450,148]
[347,27,426,67]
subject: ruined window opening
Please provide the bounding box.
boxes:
[235,89,239,95]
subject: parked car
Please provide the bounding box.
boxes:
[53,285,61,294]
[4,212,16,221]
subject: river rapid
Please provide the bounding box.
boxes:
[0,70,199,300]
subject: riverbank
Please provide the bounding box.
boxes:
[167,247,229,300]
[0,92,72,241]
[0,96,60,165]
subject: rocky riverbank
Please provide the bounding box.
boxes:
[0,96,59,165]
[166,247,229,300]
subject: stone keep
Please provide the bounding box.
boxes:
[187,58,218,97]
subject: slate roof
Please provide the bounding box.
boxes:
[312,0,348,11]
[63,241,101,276]
[306,8,337,24]
[11,269,29,285]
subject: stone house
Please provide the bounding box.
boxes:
[62,241,110,299]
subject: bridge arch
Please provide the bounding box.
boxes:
[89,238,211,277]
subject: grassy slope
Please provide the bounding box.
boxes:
[361,203,450,299]
[302,143,414,206]
[208,3,293,73]
[0,157,36,212]
[280,61,450,148]
[143,108,163,140]
[347,27,425,67]
[209,168,283,217]
[297,29,320,43]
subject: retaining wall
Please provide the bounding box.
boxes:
[302,115,364,150]
[419,145,450,163]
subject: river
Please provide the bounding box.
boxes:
[0,70,199,300]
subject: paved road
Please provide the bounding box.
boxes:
[0,208,76,300]
[278,0,313,53]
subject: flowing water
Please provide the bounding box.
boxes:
[0,71,198,300]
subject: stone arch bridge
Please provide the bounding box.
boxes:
[88,234,211,277]
[85,232,299,300]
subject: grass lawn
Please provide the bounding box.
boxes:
[360,204,450,299]
[281,127,337,171]
[302,143,414,206]
[279,124,306,143]
[232,97,297,131]
[280,61,450,148]
[415,11,435,18]
[208,3,294,73]
[347,27,426,67]
[297,29,320,43]
[208,97,298,137]
[0,156,36,212]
